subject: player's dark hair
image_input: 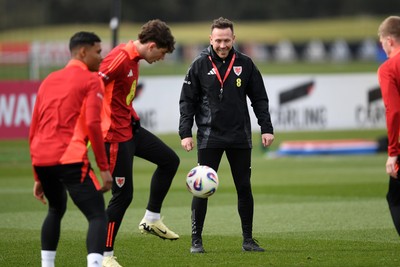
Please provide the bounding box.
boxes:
[69,31,101,52]
[211,17,234,33]
[138,19,175,53]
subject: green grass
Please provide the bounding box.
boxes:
[1,129,399,266]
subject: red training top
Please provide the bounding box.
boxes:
[99,40,141,143]
[378,51,400,157]
[29,59,109,181]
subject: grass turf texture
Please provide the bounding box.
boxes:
[1,129,400,266]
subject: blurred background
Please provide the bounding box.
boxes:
[1,0,399,139]
[1,0,399,79]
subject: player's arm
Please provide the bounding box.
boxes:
[246,62,274,136]
[179,63,200,142]
[29,88,48,203]
[33,181,46,204]
[379,65,400,177]
[85,77,112,191]
[379,66,400,156]
[29,95,41,182]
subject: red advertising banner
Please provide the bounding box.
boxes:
[0,81,41,139]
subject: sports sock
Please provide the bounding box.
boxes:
[87,253,103,267]
[103,250,114,257]
[144,209,161,222]
[41,250,56,267]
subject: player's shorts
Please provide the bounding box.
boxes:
[34,162,102,204]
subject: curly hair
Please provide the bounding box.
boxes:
[138,19,175,53]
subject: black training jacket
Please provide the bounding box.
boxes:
[179,46,273,149]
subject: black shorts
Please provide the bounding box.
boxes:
[34,162,104,206]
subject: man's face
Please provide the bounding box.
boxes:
[84,42,102,71]
[144,44,168,64]
[209,27,235,59]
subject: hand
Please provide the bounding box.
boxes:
[261,133,274,147]
[181,137,194,152]
[99,170,113,192]
[33,181,47,205]
[386,156,399,178]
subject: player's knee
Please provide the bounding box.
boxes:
[118,194,133,208]
[236,184,252,198]
[48,205,66,219]
[87,210,108,222]
[164,152,180,171]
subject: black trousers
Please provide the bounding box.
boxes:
[35,163,107,254]
[104,127,180,251]
[387,176,400,235]
[191,148,254,240]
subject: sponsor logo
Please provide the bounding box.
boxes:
[96,92,103,100]
[127,69,133,77]
[98,71,109,80]
[279,81,314,105]
[156,227,167,235]
[207,69,216,75]
[354,85,385,127]
[115,177,125,188]
[272,81,327,129]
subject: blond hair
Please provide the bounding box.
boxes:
[378,16,400,41]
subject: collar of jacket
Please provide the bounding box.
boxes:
[207,45,235,62]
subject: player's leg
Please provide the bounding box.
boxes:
[104,140,135,255]
[226,149,253,238]
[64,162,107,267]
[34,165,68,267]
[134,127,180,240]
[387,176,400,235]
[226,148,264,252]
[134,127,179,213]
[191,148,223,253]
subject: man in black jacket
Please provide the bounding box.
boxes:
[179,17,274,253]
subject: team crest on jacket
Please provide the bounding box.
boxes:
[233,66,242,76]
[116,177,125,188]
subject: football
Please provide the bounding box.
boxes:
[186,165,219,198]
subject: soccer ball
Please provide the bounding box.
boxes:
[186,165,219,198]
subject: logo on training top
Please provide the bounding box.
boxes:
[233,66,242,76]
[207,68,216,75]
[115,177,125,188]
[127,69,133,77]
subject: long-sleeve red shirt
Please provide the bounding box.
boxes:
[378,51,400,157]
[99,40,141,143]
[29,59,109,181]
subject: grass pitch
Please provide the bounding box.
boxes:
[1,129,399,266]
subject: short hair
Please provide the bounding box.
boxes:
[211,17,234,33]
[378,16,400,40]
[69,31,101,52]
[138,19,175,53]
